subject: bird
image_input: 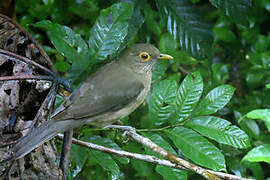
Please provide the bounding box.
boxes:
[11,43,173,159]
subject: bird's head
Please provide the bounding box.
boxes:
[119,44,173,73]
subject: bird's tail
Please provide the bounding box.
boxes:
[12,119,73,159]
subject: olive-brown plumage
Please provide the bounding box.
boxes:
[12,44,173,159]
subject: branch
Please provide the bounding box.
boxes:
[56,134,186,170]
[57,130,254,180]
[0,49,53,76]
[0,75,53,81]
[106,125,254,180]
[60,130,73,180]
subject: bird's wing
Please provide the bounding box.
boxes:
[54,62,144,120]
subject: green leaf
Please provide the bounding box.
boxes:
[123,142,155,177]
[88,2,133,61]
[131,159,154,177]
[186,116,251,149]
[119,0,144,50]
[174,72,203,123]
[142,132,177,157]
[152,61,169,84]
[213,27,237,43]
[156,0,213,59]
[193,85,235,116]
[83,136,122,179]
[156,165,187,180]
[34,20,91,85]
[238,118,261,140]
[243,162,265,180]
[70,2,133,84]
[85,136,129,165]
[90,149,120,179]
[34,20,88,64]
[209,0,251,26]
[70,144,89,177]
[246,109,270,124]
[211,63,230,84]
[158,33,178,53]
[242,144,270,164]
[166,127,226,171]
[148,79,178,126]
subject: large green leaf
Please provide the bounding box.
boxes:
[88,2,133,61]
[34,20,88,64]
[155,0,213,59]
[71,2,133,84]
[246,109,270,124]
[166,127,226,171]
[110,0,145,59]
[193,85,235,116]
[242,144,270,164]
[119,0,144,49]
[148,79,178,126]
[246,109,270,132]
[174,72,203,123]
[209,0,251,26]
[156,165,187,180]
[186,116,251,149]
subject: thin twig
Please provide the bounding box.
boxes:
[56,134,186,169]
[0,75,54,81]
[0,49,53,76]
[0,14,57,72]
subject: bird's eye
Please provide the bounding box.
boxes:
[139,52,151,62]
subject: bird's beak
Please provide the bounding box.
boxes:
[158,54,174,60]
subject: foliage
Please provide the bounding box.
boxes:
[15,0,270,179]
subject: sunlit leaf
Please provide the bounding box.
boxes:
[246,109,270,124]
[174,72,203,123]
[148,79,178,126]
[88,2,133,62]
[242,144,270,164]
[34,20,88,64]
[186,116,251,148]
[193,85,235,116]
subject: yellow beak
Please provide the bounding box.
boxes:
[158,54,174,60]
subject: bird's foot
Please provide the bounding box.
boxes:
[104,125,136,132]
[105,125,136,143]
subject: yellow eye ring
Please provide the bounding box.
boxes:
[139,52,151,62]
